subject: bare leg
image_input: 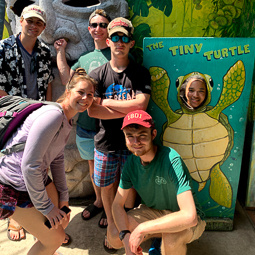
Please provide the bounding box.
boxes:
[101,182,116,226]
[108,214,140,249]
[101,181,119,249]
[45,182,69,230]
[88,160,102,208]
[12,206,65,255]
[11,182,68,255]
[161,229,193,255]
[108,213,157,252]
[8,181,59,241]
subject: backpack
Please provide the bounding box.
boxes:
[0,95,63,157]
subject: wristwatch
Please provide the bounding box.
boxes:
[119,230,131,241]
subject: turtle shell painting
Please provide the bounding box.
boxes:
[144,37,255,219]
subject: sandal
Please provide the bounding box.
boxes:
[149,238,161,255]
[98,210,108,228]
[103,234,117,254]
[7,219,26,241]
[81,203,103,221]
[61,233,72,247]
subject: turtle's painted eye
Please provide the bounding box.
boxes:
[209,78,214,88]
[176,79,180,88]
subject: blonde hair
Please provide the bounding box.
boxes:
[89,9,111,23]
[57,68,97,103]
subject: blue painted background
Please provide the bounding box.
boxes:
[144,37,255,218]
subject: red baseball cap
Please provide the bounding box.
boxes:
[121,110,155,130]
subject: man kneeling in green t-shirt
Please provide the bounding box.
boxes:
[108,110,206,255]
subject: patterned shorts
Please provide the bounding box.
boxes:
[94,149,130,187]
[0,177,52,219]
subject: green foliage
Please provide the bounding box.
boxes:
[127,0,172,63]
[127,0,149,17]
[130,47,144,65]
[128,0,173,18]
[203,0,251,37]
[151,0,173,17]
[132,23,151,64]
[133,23,151,49]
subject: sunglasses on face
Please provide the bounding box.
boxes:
[89,22,108,29]
[110,35,132,43]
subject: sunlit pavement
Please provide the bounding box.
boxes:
[0,198,254,255]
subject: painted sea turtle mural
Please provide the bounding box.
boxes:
[150,60,245,208]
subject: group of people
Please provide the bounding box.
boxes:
[0,4,206,255]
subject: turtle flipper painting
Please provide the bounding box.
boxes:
[150,60,245,208]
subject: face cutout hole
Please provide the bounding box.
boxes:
[179,76,208,110]
[10,0,35,16]
[62,0,100,7]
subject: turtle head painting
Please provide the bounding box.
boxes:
[150,60,245,208]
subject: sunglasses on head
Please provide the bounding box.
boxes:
[90,22,108,29]
[67,68,87,88]
[110,34,132,43]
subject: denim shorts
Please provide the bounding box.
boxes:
[94,149,130,187]
[76,126,96,160]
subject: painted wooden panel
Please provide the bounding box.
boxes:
[143,37,255,222]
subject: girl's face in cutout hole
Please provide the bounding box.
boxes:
[186,80,206,109]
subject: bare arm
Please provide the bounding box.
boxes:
[54,39,73,85]
[112,187,131,231]
[46,82,52,101]
[87,97,126,119]
[128,190,198,253]
[112,187,134,254]
[0,90,8,97]
[101,93,150,114]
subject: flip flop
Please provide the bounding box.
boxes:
[7,219,26,241]
[81,204,103,221]
[98,210,108,228]
[103,234,117,254]
[61,233,72,247]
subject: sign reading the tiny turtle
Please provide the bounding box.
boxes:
[143,37,255,221]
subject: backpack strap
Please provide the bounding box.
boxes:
[0,142,26,157]
[0,102,65,158]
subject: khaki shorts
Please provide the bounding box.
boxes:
[128,204,206,243]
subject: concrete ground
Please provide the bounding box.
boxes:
[0,199,255,255]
